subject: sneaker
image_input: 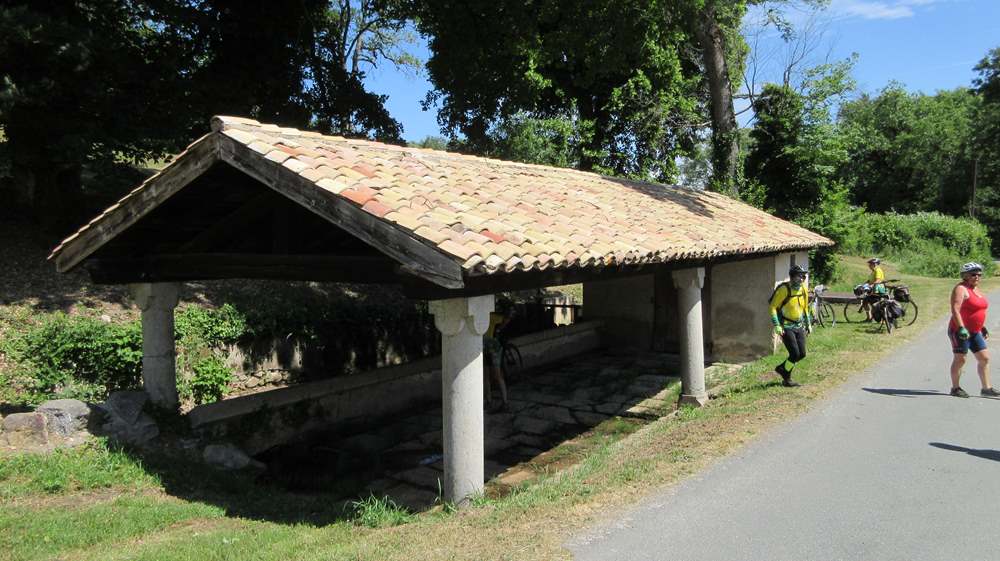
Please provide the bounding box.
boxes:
[981,387,1000,397]
[781,379,801,388]
[951,387,970,398]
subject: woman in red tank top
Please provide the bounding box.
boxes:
[948,262,997,397]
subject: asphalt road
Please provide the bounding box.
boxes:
[568,292,1000,561]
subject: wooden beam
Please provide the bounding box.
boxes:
[177,191,275,253]
[402,250,787,300]
[52,134,220,273]
[86,253,404,284]
[216,134,465,289]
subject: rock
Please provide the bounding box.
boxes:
[265,371,284,384]
[96,391,159,446]
[203,443,265,470]
[3,412,49,447]
[100,391,148,426]
[37,399,93,437]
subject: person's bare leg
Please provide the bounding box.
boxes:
[950,353,966,389]
[491,366,508,406]
[974,349,991,389]
[484,369,493,408]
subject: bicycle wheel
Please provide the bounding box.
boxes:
[903,299,918,326]
[500,343,523,381]
[818,302,836,327]
[843,301,868,323]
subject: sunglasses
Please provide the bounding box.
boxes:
[967,272,983,277]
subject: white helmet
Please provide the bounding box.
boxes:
[960,262,984,274]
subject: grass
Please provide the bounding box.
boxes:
[1,255,993,561]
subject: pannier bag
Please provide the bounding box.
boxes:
[892,285,910,302]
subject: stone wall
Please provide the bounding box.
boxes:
[708,252,810,362]
[583,275,655,350]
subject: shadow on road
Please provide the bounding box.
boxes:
[929,442,1000,462]
[862,388,945,398]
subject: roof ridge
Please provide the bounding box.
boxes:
[208,115,684,187]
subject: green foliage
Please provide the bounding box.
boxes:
[839,83,980,216]
[971,47,1000,253]
[486,113,594,169]
[188,356,234,405]
[348,494,414,528]
[412,0,709,180]
[2,313,143,400]
[841,212,994,277]
[175,304,247,348]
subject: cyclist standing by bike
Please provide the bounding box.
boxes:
[947,262,999,397]
[770,265,812,387]
[864,258,887,322]
[484,298,514,411]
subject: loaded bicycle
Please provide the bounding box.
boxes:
[843,279,918,327]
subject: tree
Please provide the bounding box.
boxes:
[838,84,979,215]
[305,0,418,139]
[410,136,449,150]
[689,0,748,194]
[0,1,194,232]
[970,47,1000,252]
[0,1,414,232]
[410,0,706,182]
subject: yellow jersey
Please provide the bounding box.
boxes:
[769,282,809,325]
[869,266,885,285]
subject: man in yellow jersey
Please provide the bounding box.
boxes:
[769,265,812,387]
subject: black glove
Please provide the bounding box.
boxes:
[983,327,990,340]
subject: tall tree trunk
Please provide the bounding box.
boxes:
[695,2,740,194]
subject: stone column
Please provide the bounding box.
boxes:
[672,268,708,407]
[130,283,181,409]
[429,294,494,506]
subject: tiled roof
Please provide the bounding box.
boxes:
[51,115,832,279]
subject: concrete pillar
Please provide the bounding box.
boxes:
[429,294,494,506]
[672,268,708,407]
[130,283,181,408]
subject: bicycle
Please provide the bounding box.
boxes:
[812,285,837,327]
[886,282,918,326]
[867,292,899,333]
[843,284,874,324]
[497,337,523,381]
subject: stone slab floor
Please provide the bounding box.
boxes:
[259,351,737,511]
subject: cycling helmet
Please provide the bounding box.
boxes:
[867,257,880,264]
[960,262,984,275]
[789,264,808,277]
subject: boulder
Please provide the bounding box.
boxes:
[99,391,148,426]
[3,412,49,447]
[203,443,265,471]
[96,391,159,446]
[37,399,93,437]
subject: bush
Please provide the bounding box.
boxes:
[5,313,143,398]
[175,304,247,347]
[840,212,994,277]
[188,355,233,405]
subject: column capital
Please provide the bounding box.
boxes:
[429,294,495,336]
[672,267,705,290]
[130,283,181,311]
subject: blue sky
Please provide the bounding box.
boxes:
[363,0,1000,143]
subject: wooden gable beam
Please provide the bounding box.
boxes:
[51,134,221,273]
[86,253,403,284]
[216,133,465,289]
[176,191,275,253]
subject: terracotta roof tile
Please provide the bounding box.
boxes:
[51,115,833,278]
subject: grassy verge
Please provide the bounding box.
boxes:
[2,256,992,561]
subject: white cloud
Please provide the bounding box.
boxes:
[828,0,948,20]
